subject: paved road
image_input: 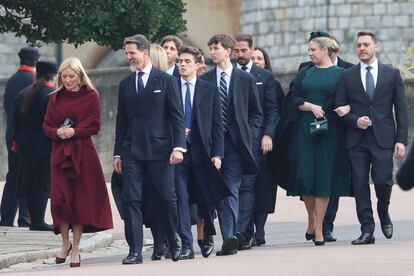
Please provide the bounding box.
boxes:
[1,182,413,275]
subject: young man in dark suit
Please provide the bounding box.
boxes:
[201,34,262,256]
[0,47,39,227]
[335,31,408,245]
[161,35,182,78]
[298,31,354,243]
[233,33,279,249]
[174,46,229,259]
[113,34,186,264]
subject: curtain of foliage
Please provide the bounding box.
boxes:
[0,0,187,49]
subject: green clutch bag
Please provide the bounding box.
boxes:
[310,117,328,138]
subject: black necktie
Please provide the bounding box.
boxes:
[136,71,144,94]
[365,66,375,100]
[241,65,248,71]
[184,82,192,143]
[219,72,228,132]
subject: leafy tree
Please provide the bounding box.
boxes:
[0,0,187,49]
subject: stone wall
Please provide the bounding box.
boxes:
[0,33,56,78]
[0,68,413,180]
[241,0,414,71]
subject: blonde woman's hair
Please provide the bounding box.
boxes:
[150,43,169,71]
[311,37,340,55]
[57,57,95,90]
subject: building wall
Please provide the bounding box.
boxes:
[241,0,414,71]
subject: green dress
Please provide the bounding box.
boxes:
[286,66,351,197]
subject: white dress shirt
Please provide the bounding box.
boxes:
[360,58,378,91]
[166,64,176,76]
[135,62,152,91]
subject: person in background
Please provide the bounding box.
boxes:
[150,43,169,71]
[251,46,285,246]
[161,35,183,78]
[396,141,414,191]
[1,47,38,227]
[13,61,58,231]
[43,57,113,267]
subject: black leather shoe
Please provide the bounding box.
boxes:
[201,235,214,258]
[323,232,337,242]
[167,233,182,262]
[240,237,255,250]
[351,233,375,245]
[179,248,194,260]
[216,236,238,256]
[151,251,163,261]
[17,221,30,228]
[378,213,393,239]
[122,253,143,264]
[235,232,245,250]
[255,237,266,246]
[314,240,325,246]
[305,232,315,241]
[197,239,203,251]
[29,223,53,231]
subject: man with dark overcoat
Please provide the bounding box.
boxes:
[200,34,262,256]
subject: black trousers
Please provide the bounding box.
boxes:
[323,197,339,234]
[121,157,178,255]
[349,130,393,234]
[0,151,29,226]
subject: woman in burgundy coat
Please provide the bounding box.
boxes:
[43,57,113,267]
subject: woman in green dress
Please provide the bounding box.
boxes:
[284,36,352,245]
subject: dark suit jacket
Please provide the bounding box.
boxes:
[249,64,279,138]
[298,56,354,71]
[172,64,180,78]
[335,62,408,149]
[200,66,263,174]
[178,78,229,202]
[397,141,414,190]
[114,66,186,160]
[14,85,53,157]
[3,70,35,151]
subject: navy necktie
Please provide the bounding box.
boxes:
[136,71,144,94]
[365,66,375,100]
[219,71,228,132]
[241,65,248,71]
[184,82,192,142]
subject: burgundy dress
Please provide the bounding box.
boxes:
[43,85,113,234]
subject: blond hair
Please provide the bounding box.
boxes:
[57,57,95,90]
[150,43,169,71]
[311,37,340,55]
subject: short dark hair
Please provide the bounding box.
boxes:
[234,33,254,48]
[254,47,272,72]
[160,35,183,52]
[179,46,202,63]
[124,34,151,52]
[356,31,377,43]
[207,34,235,50]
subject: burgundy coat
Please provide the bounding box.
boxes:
[43,85,112,234]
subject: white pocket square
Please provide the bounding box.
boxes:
[153,90,162,93]
[256,82,263,85]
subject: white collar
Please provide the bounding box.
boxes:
[360,58,378,71]
[181,77,197,86]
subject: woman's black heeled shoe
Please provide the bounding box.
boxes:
[314,240,325,246]
[305,232,315,241]
[55,243,72,264]
[70,255,81,267]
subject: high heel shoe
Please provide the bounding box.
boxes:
[314,240,325,246]
[305,232,315,241]
[70,255,81,267]
[55,243,72,264]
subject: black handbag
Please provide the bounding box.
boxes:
[310,117,328,138]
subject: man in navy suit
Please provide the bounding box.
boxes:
[161,35,182,78]
[174,46,229,259]
[233,33,279,249]
[113,34,186,264]
[336,31,408,245]
[201,34,262,256]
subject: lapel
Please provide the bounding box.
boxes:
[228,66,237,104]
[139,67,159,106]
[352,64,370,102]
[249,64,261,80]
[194,78,208,124]
[372,62,385,102]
